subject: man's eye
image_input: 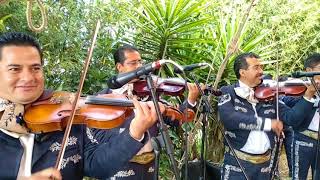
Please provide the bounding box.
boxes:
[9,68,19,71]
[33,67,42,71]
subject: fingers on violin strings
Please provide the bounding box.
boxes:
[140,101,151,117]
[187,83,193,89]
[147,101,160,119]
[132,98,143,112]
[200,83,206,90]
[152,103,160,118]
[158,102,166,114]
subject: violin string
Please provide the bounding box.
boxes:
[271,49,283,180]
[85,96,134,107]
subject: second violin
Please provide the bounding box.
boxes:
[254,78,309,101]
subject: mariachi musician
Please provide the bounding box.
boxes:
[218,52,315,180]
[97,45,201,180]
[0,32,164,179]
[281,53,320,180]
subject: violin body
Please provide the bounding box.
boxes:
[24,92,132,133]
[24,91,195,133]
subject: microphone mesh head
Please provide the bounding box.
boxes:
[291,71,300,78]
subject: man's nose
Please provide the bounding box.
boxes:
[20,69,35,82]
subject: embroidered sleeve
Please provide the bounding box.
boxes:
[279,97,314,129]
[83,128,145,179]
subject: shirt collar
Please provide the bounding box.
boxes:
[0,128,22,139]
[238,80,252,90]
[234,80,258,103]
[112,83,133,95]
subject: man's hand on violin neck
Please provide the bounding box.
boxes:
[271,120,283,137]
[129,99,165,141]
[304,83,318,100]
[187,83,202,105]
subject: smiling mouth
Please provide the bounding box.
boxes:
[16,86,37,90]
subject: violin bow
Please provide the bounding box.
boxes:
[55,20,101,170]
[271,51,283,180]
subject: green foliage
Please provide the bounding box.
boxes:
[251,0,320,76]
[0,0,136,94]
[127,0,213,69]
[207,0,272,86]
[0,14,12,31]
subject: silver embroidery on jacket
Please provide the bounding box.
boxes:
[225,131,236,138]
[223,164,241,180]
[49,136,78,152]
[262,104,272,108]
[264,109,275,114]
[86,127,99,144]
[218,94,231,106]
[234,98,245,105]
[234,106,248,113]
[261,167,271,173]
[60,154,82,169]
[239,117,262,130]
[148,167,155,173]
[113,170,135,177]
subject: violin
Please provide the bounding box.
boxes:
[254,78,309,101]
[133,77,186,97]
[24,91,195,133]
[133,76,221,97]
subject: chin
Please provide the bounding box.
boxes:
[257,79,263,85]
[16,95,41,104]
[17,98,37,105]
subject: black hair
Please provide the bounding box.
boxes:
[304,53,320,69]
[113,44,139,65]
[233,52,260,79]
[0,32,43,64]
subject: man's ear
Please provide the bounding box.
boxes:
[116,63,123,73]
[239,69,246,78]
[306,67,312,72]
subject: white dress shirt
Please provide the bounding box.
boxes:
[308,97,320,132]
[235,81,271,154]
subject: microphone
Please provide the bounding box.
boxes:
[174,63,208,73]
[107,60,166,89]
[292,71,320,78]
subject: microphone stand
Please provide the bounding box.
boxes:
[311,78,320,180]
[182,123,190,180]
[181,73,190,180]
[188,73,210,180]
[151,135,162,180]
[146,73,181,180]
[188,72,249,180]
